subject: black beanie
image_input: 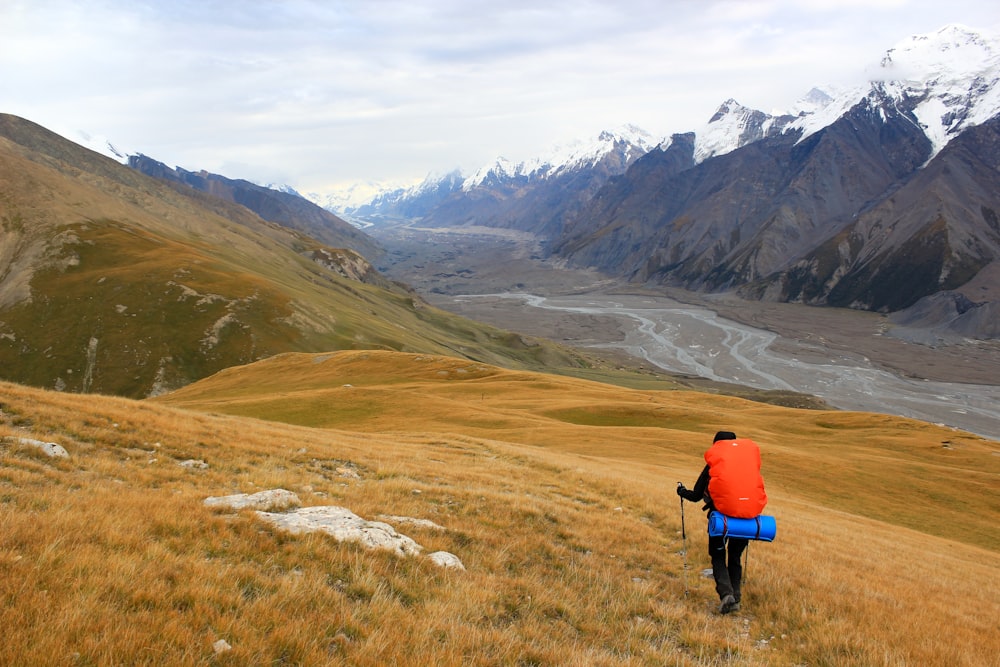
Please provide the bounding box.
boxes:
[713,431,737,442]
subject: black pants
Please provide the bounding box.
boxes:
[709,535,747,601]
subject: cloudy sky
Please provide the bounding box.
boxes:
[2,1,998,198]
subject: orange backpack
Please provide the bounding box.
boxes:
[704,437,767,518]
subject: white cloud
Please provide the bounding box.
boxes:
[2,0,999,195]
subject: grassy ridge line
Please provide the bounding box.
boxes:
[1,375,998,665]
[156,350,1000,552]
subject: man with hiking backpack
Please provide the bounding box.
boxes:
[677,431,768,614]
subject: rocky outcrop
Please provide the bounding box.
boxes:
[204,489,301,512]
[204,490,464,568]
[256,506,423,557]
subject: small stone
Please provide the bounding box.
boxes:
[213,639,232,654]
[18,438,69,459]
[428,551,465,570]
[179,459,208,469]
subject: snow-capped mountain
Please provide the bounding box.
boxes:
[342,124,660,236]
[258,182,306,198]
[553,24,1000,339]
[67,129,133,164]
[689,24,999,165]
[462,124,658,190]
[417,125,660,238]
[343,170,465,224]
[870,23,1000,157]
[348,25,997,227]
[305,180,406,219]
[690,99,795,163]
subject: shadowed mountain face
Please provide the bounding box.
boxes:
[0,114,585,397]
[554,107,1000,323]
[128,155,382,260]
[556,97,935,294]
[774,115,1000,312]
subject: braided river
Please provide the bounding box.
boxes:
[456,292,1000,441]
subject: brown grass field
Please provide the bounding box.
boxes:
[2,350,998,665]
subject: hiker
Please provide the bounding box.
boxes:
[677,430,767,614]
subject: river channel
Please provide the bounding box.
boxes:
[455,292,1000,441]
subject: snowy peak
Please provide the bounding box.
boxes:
[694,99,792,163]
[462,124,657,190]
[696,25,1000,164]
[70,129,133,164]
[463,156,522,190]
[258,182,305,198]
[786,87,837,117]
[879,23,997,80]
[780,24,1000,157]
[874,24,1000,156]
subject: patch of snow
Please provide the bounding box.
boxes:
[68,129,133,163]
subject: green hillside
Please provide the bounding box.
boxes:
[0,114,587,397]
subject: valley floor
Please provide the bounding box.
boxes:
[372,224,1000,440]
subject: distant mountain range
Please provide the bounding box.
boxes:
[339,24,1000,338]
[341,125,658,238]
[127,155,381,260]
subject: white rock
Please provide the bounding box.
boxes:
[18,438,69,459]
[213,639,232,654]
[256,506,422,557]
[179,459,208,469]
[204,489,301,512]
[428,551,465,570]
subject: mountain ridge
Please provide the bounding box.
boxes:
[127,154,381,260]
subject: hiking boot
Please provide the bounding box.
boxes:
[719,594,738,615]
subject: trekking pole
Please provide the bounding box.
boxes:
[677,482,689,597]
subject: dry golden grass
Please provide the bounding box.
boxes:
[2,350,999,665]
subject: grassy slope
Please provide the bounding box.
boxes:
[2,352,997,665]
[0,118,587,397]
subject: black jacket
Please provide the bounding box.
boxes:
[678,464,714,511]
